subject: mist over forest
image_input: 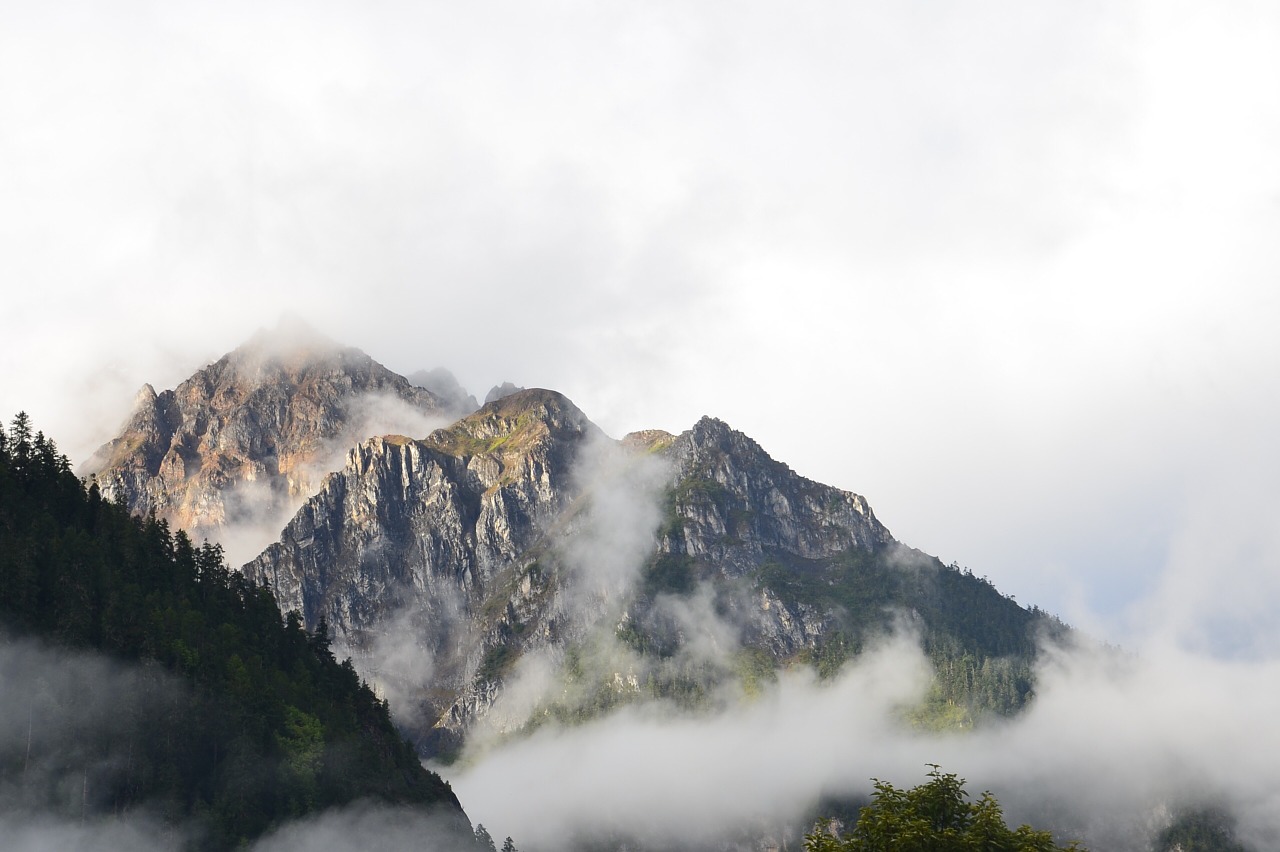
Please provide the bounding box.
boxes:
[4,1,1280,851]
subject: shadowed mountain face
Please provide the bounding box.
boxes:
[84,322,449,554]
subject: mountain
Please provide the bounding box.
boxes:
[406,367,481,416]
[484,382,526,404]
[242,387,1053,758]
[0,413,471,851]
[242,389,602,753]
[84,327,1059,760]
[84,320,451,559]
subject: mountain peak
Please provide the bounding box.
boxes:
[407,367,479,416]
[622,428,677,453]
[84,328,448,556]
[223,319,366,383]
[424,388,599,458]
[484,381,525,404]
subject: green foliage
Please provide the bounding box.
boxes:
[805,766,1083,852]
[0,413,462,849]
[640,553,697,598]
[752,546,1049,725]
[478,642,519,684]
[907,644,1036,730]
[815,632,854,680]
[1157,806,1248,852]
[734,647,778,696]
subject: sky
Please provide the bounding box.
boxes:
[2,0,1279,652]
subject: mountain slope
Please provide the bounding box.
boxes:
[244,389,1055,758]
[84,321,449,557]
[242,389,603,753]
[0,413,470,850]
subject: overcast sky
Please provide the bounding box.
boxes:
[2,0,1278,651]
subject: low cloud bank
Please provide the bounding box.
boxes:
[451,624,1280,851]
[452,631,933,849]
[250,803,473,852]
[0,636,474,852]
[0,805,473,852]
[444,427,1280,851]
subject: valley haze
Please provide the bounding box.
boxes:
[3,0,1280,850]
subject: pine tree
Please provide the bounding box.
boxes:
[474,824,497,852]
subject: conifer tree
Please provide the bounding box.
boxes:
[474,824,497,852]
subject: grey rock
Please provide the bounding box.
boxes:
[84,320,448,550]
[244,394,895,756]
[483,382,525,405]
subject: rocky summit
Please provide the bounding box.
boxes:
[243,385,1011,760]
[84,320,450,551]
[90,327,1054,761]
[242,388,608,751]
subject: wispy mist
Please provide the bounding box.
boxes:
[0,634,476,852]
[0,815,178,852]
[556,431,674,607]
[454,620,1280,851]
[462,430,672,751]
[216,389,454,568]
[250,802,473,852]
[453,630,933,849]
[0,637,186,824]
[443,447,1280,851]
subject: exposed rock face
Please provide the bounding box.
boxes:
[84,322,449,553]
[243,388,606,753]
[647,416,894,660]
[484,382,525,404]
[245,388,597,634]
[664,416,891,572]
[243,391,908,757]
[82,326,1051,793]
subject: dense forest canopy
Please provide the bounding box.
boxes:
[0,413,467,850]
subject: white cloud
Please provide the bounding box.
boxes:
[3,3,1280,845]
[4,1,1275,631]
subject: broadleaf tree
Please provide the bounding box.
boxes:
[805,766,1084,852]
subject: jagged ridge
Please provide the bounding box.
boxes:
[85,321,448,544]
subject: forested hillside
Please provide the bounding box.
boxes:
[0,413,467,850]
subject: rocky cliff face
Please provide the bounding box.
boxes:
[242,388,921,757]
[85,328,1045,761]
[242,388,611,752]
[84,322,449,559]
[662,416,891,570]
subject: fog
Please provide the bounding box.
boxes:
[3,0,1280,849]
[444,405,1280,850]
[216,389,454,567]
[3,1,1278,629]
[0,636,474,852]
[452,624,1280,851]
